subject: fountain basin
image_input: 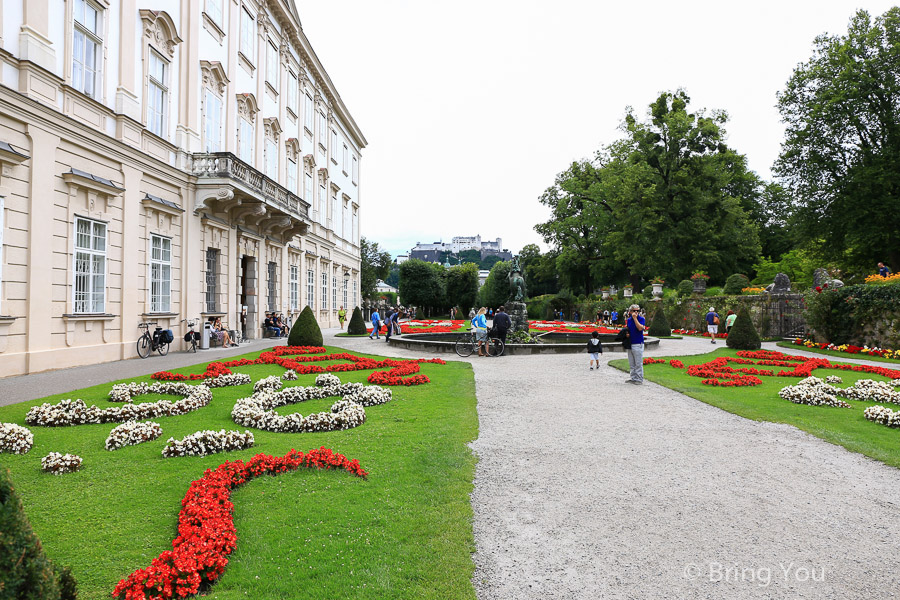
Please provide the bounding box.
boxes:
[388,332,660,355]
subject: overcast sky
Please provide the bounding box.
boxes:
[300,1,897,258]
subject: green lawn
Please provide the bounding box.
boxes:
[776,340,900,364]
[611,347,900,468]
[0,346,478,600]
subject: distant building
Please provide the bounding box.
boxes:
[408,235,512,263]
[375,280,398,294]
[395,254,410,264]
[478,270,491,288]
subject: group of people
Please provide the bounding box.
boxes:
[595,309,620,325]
[209,317,238,348]
[368,307,407,341]
[263,312,288,337]
[704,307,738,344]
[467,305,512,357]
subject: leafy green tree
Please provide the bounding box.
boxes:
[446,263,479,313]
[457,249,482,265]
[775,7,900,273]
[478,260,512,308]
[399,259,446,314]
[360,238,391,300]
[384,265,400,288]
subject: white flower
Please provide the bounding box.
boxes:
[161,429,255,458]
[41,452,82,474]
[315,373,341,387]
[105,421,163,451]
[778,381,851,408]
[864,405,900,427]
[282,370,299,381]
[206,373,252,388]
[0,423,34,454]
[837,379,900,404]
[254,376,283,393]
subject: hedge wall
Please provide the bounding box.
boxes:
[804,283,900,348]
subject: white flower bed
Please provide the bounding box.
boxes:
[0,423,34,454]
[282,370,299,381]
[161,429,254,458]
[864,405,900,428]
[206,373,252,388]
[837,379,900,404]
[315,373,341,387]
[254,375,283,393]
[41,452,82,475]
[232,376,391,433]
[26,385,212,427]
[778,377,851,408]
[825,375,843,384]
[105,421,163,451]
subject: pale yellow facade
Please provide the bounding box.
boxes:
[0,0,365,377]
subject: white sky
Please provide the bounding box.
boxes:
[300,1,897,258]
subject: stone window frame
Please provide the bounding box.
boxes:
[306,266,315,310]
[200,61,229,152]
[72,215,108,315]
[139,10,182,141]
[68,0,110,102]
[236,93,259,165]
[285,138,300,195]
[263,117,282,181]
[289,264,299,311]
[239,4,256,71]
[149,233,172,313]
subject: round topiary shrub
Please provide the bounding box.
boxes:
[726,307,761,350]
[347,307,366,335]
[724,273,751,295]
[677,280,693,297]
[648,306,671,337]
[287,305,323,347]
[642,285,653,297]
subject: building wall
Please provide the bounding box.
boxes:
[0,0,366,377]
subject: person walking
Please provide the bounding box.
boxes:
[384,308,395,342]
[603,309,610,325]
[610,309,618,325]
[625,304,646,384]
[725,310,737,334]
[472,307,489,357]
[573,310,580,323]
[493,305,512,345]
[587,330,603,371]
[878,262,892,277]
[338,306,347,329]
[369,308,381,339]
[706,307,720,344]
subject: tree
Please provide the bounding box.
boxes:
[347,307,367,335]
[287,305,323,346]
[446,263,479,314]
[384,265,400,288]
[725,307,761,350]
[480,254,502,270]
[360,238,391,300]
[398,259,446,314]
[775,8,900,273]
[478,260,512,308]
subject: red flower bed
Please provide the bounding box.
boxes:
[669,359,684,369]
[112,448,366,600]
[150,348,445,386]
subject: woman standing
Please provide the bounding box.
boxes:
[338,306,347,329]
[472,307,488,357]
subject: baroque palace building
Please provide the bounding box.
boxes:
[0,0,366,377]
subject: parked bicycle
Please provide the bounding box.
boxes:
[454,328,504,358]
[137,322,170,358]
[181,318,199,353]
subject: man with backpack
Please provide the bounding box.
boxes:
[706,307,720,344]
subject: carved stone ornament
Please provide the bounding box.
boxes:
[264,117,282,140]
[236,93,259,119]
[200,60,229,95]
[139,10,183,58]
[285,138,300,161]
[257,11,272,36]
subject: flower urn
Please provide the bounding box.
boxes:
[652,283,663,298]
[692,279,707,294]
[601,289,610,300]
[623,287,633,298]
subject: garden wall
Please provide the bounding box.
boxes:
[804,283,900,348]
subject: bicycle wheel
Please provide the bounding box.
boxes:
[137,334,151,359]
[487,338,505,357]
[190,335,197,353]
[158,341,170,356]
[454,336,475,358]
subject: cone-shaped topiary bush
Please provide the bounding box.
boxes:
[648,306,671,337]
[724,273,751,295]
[726,306,761,350]
[288,305,323,347]
[0,468,77,600]
[347,306,367,335]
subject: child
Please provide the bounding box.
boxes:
[587,330,603,371]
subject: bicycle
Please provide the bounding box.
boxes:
[454,328,504,358]
[181,318,199,353]
[137,322,170,358]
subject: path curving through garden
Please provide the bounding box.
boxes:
[329,331,900,599]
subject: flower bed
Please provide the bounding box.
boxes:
[0,422,34,454]
[367,320,467,334]
[112,448,367,600]
[105,421,163,451]
[791,338,900,361]
[161,429,255,458]
[41,452,82,475]
[778,377,852,408]
[151,347,445,387]
[672,328,728,339]
[26,385,213,427]
[529,320,621,334]
[865,405,900,427]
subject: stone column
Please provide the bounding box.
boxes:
[19,0,55,73]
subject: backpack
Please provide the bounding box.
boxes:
[615,327,631,350]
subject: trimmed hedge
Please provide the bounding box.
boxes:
[287,305,323,347]
[648,305,671,337]
[677,280,693,297]
[347,306,366,335]
[0,468,77,600]
[726,307,761,350]
[804,282,900,347]
[724,273,751,295]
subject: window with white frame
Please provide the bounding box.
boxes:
[240,118,254,163]
[267,261,277,311]
[286,158,297,194]
[287,72,298,114]
[205,248,219,312]
[150,234,172,313]
[353,279,358,307]
[343,198,350,241]
[73,0,103,99]
[318,183,327,225]
[321,271,328,310]
[290,265,298,310]
[266,41,279,91]
[330,129,337,162]
[304,93,314,133]
[304,172,314,216]
[342,144,349,173]
[265,138,278,179]
[306,268,314,309]
[343,277,348,309]
[332,191,341,237]
[204,89,223,152]
[352,155,358,184]
[352,207,358,243]
[332,276,337,309]
[206,0,223,26]
[147,50,169,138]
[240,7,255,61]
[317,112,327,153]
[74,217,107,313]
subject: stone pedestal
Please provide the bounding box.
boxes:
[692,279,707,294]
[624,287,633,298]
[508,301,529,333]
[652,283,663,298]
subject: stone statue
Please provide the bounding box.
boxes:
[813,267,844,290]
[508,256,527,302]
[765,272,792,294]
